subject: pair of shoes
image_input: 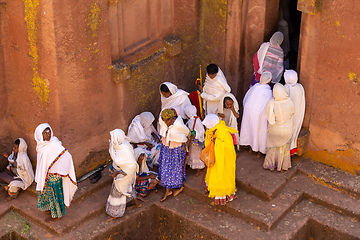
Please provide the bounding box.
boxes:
[89,170,102,184]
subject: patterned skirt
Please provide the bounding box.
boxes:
[158,144,187,189]
[37,174,66,219]
[263,141,291,171]
[106,180,136,218]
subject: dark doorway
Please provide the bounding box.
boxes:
[279,0,302,71]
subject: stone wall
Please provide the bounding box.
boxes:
[298,0,360,174]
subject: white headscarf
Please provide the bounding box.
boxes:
[260,71,272,84]
[269,31,284,46]
[14,138,34,190]
[184,105,205,142]
[284,69,298,86]
[202,114,219,129]
[160,82,191,119]
[265,84,294,148]
[218,93,239,128]
[34,123,77,207]
[133,147,149,175]
[204,68,231,93]
[109,129,138,196]
[127,112,155,143]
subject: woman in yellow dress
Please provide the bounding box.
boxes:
[202,114,237,205]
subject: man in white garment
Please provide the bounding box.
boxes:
[200,64,231,115]
[284,70,305,155]
[239,72,273,156]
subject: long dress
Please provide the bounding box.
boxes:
[158,117,189,189]
[34,123,77,219]
[106,129,138,218]
[201,68,231,115]
[263,84,294,171]
[284,71,305,155]
[239,83,273,154]
[205,120,237,199]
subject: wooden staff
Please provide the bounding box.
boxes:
[182,116,199,177]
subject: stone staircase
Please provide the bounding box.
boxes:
[0,151,360,239]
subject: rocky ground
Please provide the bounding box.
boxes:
[0,151,360,239]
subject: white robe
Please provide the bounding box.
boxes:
[34,123,77,207]
[285,83,305,150]
[8,138,34,193]
[201,68,231,114]
[218,92,240,147]
[239,83,273,154]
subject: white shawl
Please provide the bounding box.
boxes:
[218,92,240,147]
[284,70,305,150]
[13,138,34,190]
[34,123,77,207]
[128,112,155,143]
[109,129,138,197]
[184,105,205,142]
[162,116,190,144]
[160,82,192,119]
[133,147,149,175]
[265,84,295,148]
[201,68,231,114]
[239,83,273,153]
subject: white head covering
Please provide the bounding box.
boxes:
[13,138,34,190]
[109,129,138,196]
[133,147,149,174]
[273,83,289,101]
[184,105,197,119]
[34,123,77,207]
[260,71,272,84]
[284,69,298,86]
[270,31,284,46]
[202,114,219,129]
[128,112,155,143]
[139,112,155,129]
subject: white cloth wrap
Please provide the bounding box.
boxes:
[11,138,34,190]
[184,105,205,142]
[201,68,231,114]
[284,70,305,150]
[161,116,190,145]
[202,114,220,130]
[239,83,273,153]
[34,123,77,207]
[128,112,155,143]
[265,84,295,148]
[109,129,138,197]
[133,147,149,175]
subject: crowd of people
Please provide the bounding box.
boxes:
[0,31,305,222]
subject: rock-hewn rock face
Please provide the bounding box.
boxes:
[299,1,360,174]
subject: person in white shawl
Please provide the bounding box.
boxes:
[184,105,205,176]
[251,32,284,86]
[239,72,273,156]
[127,112,161,166]
[158,109,190,202]
[2,138,34,200]
[200,64,231,115]
[158,82,192,136]
[106,129,141,219]
[263,83,294,172]
[284,70,305,155]
[218,92,240,151]
[34,123,77,222]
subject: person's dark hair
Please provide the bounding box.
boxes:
[14,139,20,146]
[160,84,170,93]
[206,64,219,75]
[223,97,233,108]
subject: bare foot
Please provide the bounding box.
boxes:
[257,152,262,158]
[137,196,147,202]
[173,186,184,197]
[160,190,173,202]
[249,148,252,153]
[128,203,142,209]
[45,210,51,215]
[105,216,118,222]
[45,217,60,223]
